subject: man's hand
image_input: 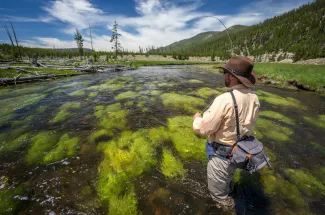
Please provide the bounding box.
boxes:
[193,113,202,120]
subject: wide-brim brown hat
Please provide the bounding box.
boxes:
[217,56,257,88]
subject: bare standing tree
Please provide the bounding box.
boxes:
[110,21,122,64]
[4,24,18,59]
[10,21,22,60]
[74,28,84,59]
[89,24,94,52]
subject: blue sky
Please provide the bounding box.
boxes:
[0,0,313,51]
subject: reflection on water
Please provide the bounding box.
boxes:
[0,66,324,215]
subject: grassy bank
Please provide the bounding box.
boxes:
[129,60,214,68]
[0,67,79,78]
[254,63,325,92]
[198,63,325,93]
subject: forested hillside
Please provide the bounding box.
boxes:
[154,0,325,61]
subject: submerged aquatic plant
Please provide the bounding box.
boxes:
[88,92,98,98]
[256,90,307,110]
[195,87,222,99]
[161,149,185,180]
[115,91,138,101]
[0,180,24,215]
[303,115,325,130]
[0,93,46,117]
[168,116,206,160]
[108,189,138,215]
[255,118,293,142]
[89,129,113,144]
[69,89,85,97]
[259,169,307,209]
[97,130,158,201]
[284,168,325,199]
[51,102,81,123]
[188,79,204,84]
[161,93,206,113]
[43,134,80,164]
[259,110,295,125]
[0,133,31,155]
[25,131,59,164]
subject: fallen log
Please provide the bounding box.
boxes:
[287,79,316,92]
[0,74,80,86]
[9,67,43,76]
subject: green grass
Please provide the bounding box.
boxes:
[27,68,80,75]
[0,68,20,78]
[131,60,214,67]
[0,67,79,79]
[254,63,325,92]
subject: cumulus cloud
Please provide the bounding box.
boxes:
[5,0,313,51]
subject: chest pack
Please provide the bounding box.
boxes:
[229,90,272,173]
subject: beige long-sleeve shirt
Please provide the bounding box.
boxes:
[193,84,260,146]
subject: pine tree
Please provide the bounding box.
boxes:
[74,28,84,59]
[110,21,122,63]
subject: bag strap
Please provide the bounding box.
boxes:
[229,89,240,143]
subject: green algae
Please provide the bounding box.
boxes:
[168,116,206,160]
[260,169,306,208]
[259,111,295,125]
[69,89,85,96]
[98,111,128,131]
[115,91,138,101]
[161,149,185,180]
[88,92,98,98]
[304,115,325,130]
[0,133,31,154]
[0,181,24,215]
[161,93,206,113]
[158,82,176,87]
[11,115,34,127]
[188,79,204,84]
[310,142,325,155]
[97,130,158,201]
[109,190,139,215]
[89,129,113,143]
[26,131,59,164]
[264,147,277,162]
[43,134,80,164]
[195,87,222,99]
[148,127,170,144]
[87,83,124,92]
[256,90,307,110]
[256,118,293,142]
[150,90,162,95]
[51,102,81,123]
[0,93,46,117]
[284,168,325,199]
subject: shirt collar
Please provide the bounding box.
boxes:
[231,84,248,90]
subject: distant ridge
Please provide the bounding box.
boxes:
[155,0,325,60]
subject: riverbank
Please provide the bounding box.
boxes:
[197,63,325,93]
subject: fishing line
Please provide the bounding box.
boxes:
[200,16,234,55]
[197,16,233,114]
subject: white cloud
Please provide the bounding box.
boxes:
[6,0,313,51]
[0,15,54,23]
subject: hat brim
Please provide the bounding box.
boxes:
[216,66,257,88]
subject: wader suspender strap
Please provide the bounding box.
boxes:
[229,90,241,144]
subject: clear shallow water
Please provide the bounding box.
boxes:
[0,66,324,215]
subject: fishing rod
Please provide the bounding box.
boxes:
[199,16,233,114]
[201,16,234,55]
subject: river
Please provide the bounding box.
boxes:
[0,66,324,215]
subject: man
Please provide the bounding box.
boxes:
[192,56,260,208]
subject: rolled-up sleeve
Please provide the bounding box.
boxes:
[193,95,230,137]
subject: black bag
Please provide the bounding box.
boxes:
[229,90,272,173]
